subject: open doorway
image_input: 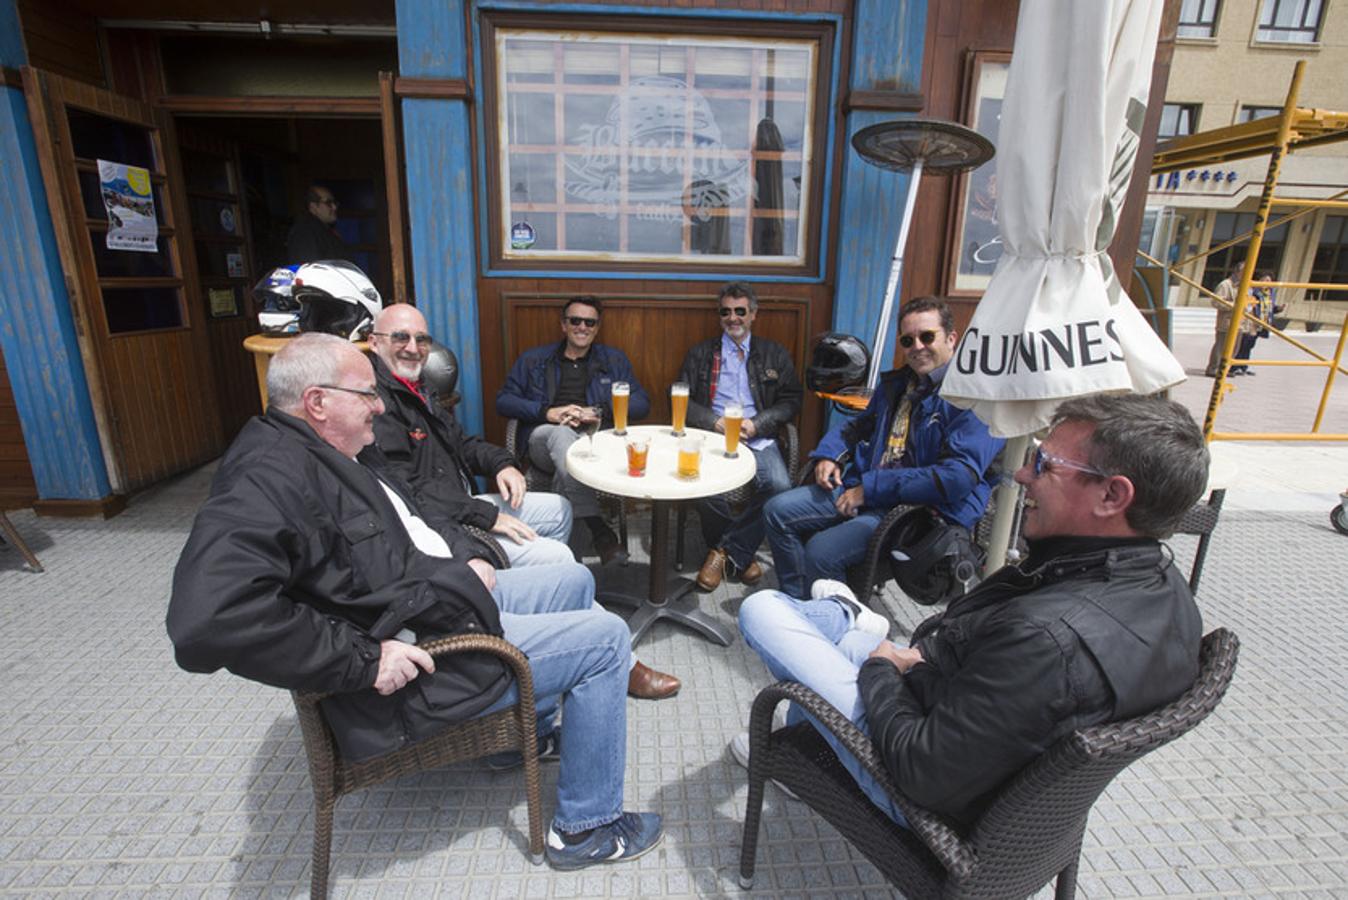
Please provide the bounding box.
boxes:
[175,115,391,440]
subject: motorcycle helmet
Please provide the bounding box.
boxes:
[422,342,460,408]
[254,266,302,335]
[291,260,383,341]
[886,507,982,606]
[806,332,870,394]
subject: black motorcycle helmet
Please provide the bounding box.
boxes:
[422,342,460,408]
[886,507,982,606]
[806,332,870,393]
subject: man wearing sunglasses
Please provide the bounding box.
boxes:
[285,184,349,264]
[736,392,1206,830]
[366,304,679,701]
[497,297,651,568]
[675,282,802,591]
[763,296,1003,598]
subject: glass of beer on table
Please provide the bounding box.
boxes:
[670,381,689,436]
[626,434,650,477]
[677,433,702,480]
[723,403,743,458]
[611,381,630,435]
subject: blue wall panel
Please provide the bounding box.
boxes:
[0,1,112,501]
[833,0,928,375]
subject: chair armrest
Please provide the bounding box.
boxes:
[847,502,916,599]
[750,681,975,876]
[295,633,535,708]
[783,422,800,484]
[504,419,522,462]
[464,524,511,570]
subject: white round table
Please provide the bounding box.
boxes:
[566,425,755,646]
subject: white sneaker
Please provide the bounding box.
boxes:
[810,579,889,638]
[729,731,798,800]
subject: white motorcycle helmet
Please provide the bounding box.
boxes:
[290,260,383,341]
[254,266,302,335]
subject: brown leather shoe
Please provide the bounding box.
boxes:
[696,548,727,591]
[628,661,681,700]
[739,560,764,585]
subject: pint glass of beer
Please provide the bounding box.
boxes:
[611,381,630,435]
[670,382,689,436]
[677,434,702,480]
[723,403,744,458]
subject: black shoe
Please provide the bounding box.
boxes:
[592,527,628,566]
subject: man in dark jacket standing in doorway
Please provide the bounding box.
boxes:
[168,333,664,869]
[677,282,802,590]
[285,184,348,263]
[734,392,1207,830]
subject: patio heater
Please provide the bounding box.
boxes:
[851,119,994,392]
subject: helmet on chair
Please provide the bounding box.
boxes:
[886,507,982,606]
[291,260,382,341]
[806,333,870,393]
[254,266,302,335]
[422,342,460,400]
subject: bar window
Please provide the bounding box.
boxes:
[1177,0,1222,38]
[1159,103,1200,139]
[1237,105,1282,123]
[492,28,818,266]
[1256,0,1324,43]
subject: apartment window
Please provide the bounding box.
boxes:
[1202,212,1288,291]
[485,23,827,267]
[1309,215,1348,302]
[1177,0,1222,38]
[1256,0,1324,43]
[1158,103,1200,139]
[1238,105,1282,123]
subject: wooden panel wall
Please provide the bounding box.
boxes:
[0,351,38,509]
[16,0,105,87]
[479,279,833,448]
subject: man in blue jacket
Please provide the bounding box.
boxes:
[763,296,1004,597]
[496,297,650,565]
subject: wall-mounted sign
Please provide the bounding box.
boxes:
[98,159,158,252]
[226,252,245,278]
[208,287,238,318]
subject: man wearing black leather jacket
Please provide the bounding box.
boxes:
[735,393,1207,829]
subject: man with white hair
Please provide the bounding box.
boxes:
[168,333,663,870]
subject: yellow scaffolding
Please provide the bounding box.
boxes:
[1149,60,1348,443]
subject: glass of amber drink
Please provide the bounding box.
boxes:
[723,403,743,458]
[611,381,630,435]
[670,382,689,436]
[626,434,650,477]
[676,434,702,479]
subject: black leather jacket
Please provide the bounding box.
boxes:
[858,538,1202,828]
[365,356,515,532]
[676,334,802,441]
[168,410,511,762]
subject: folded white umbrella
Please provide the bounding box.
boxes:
[941,0,1185,439]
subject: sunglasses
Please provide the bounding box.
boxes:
[565,316,599,328]
[372,330,433,347]
[719,306,750,318]
[898,330,940,349]
[1032,446,1111,480]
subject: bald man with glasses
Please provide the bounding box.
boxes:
[762,295,1004,598]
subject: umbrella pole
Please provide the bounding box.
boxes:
[866,158,924,393]
[983,434,1029,573]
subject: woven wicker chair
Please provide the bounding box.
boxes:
[739,628,1240,898]
[673,421,799,571]
[291,634,544,897]
[1174,489,1225,595]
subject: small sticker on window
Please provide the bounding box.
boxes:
[510,222,536,249]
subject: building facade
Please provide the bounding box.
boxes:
[1146,0,1348,327]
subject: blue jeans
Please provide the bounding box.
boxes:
[738,589,909,827]
[478,492,576,566]
[697,441,792,570]
[484,561,632,831]
[763,484,884,597]
[527,425,602,518]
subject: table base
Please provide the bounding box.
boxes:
[597,580,735,646]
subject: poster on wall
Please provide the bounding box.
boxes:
[98,159,159,253]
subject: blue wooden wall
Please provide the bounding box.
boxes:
[0,0,112,502]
